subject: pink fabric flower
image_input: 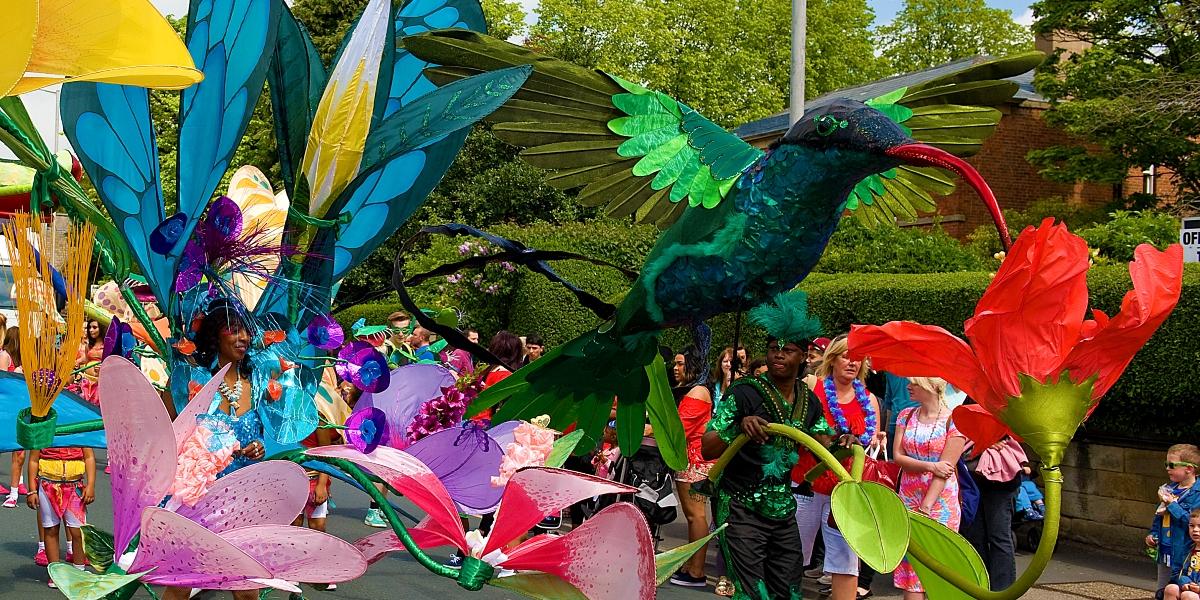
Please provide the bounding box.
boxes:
[491,421,556,487]
[170,425,239,508]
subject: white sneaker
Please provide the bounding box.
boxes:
[2,494,17,508]
[818,574,833,585]
[803,567,824,579]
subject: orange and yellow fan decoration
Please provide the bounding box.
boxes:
[5,212,95,448]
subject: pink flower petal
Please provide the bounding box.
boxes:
[100,356,179,555]
[483,467,636,556]
[130,508,271,588]
[307,445,468,553]
[173,461,308,533]
[502,503,655,600]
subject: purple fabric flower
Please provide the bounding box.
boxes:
[174,239,206,292]
[405,385,473,443]
[203,196,243,243]
[344,407,390,453]
[102,316,136,360]
[306,314,344,350]
[337,341,390,393]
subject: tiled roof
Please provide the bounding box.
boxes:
[733,56,1042,140]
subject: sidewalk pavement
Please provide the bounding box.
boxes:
[655,517,1160,599]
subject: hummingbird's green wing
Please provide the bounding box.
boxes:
[846,51,1045,227]
[404,30,763,228]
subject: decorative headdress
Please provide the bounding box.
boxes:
[749,290,822,350]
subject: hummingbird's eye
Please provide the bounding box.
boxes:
[815,115,849,137]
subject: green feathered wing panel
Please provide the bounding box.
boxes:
[404,30,763,228]
[847,51,1044,226]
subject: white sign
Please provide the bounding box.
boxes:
[1182,217,1200,263]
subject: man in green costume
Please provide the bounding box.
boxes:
[702,292,832,599]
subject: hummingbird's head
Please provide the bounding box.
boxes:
[780,98,1012,250]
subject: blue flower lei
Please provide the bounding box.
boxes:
[823,376,877,446]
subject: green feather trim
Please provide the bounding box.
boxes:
[748,291,822,345]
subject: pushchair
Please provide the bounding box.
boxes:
[1012,474,1045,552]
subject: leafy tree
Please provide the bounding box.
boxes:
[876,0,1032,73]
[1029,0,1200,210]
[529,0,887,128]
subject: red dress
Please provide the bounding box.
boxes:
[676,390,715,483]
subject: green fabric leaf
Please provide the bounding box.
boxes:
[616,395,647,459]
[612,92,677,119]
[907,511,990,600]
[490,572,590,600]
[905,52,1044,97]
[900,80,1020,109]
[679,109,763,179]
[829,481,910,572]
[632,135,688,176]
[655,525,726,585]
[81,525,115,571]
[617,124,681,158]
[645,357,687,470]
[897,166,955,195]
[670,160,703,202]
[48,564,147,600]
[608,114,679,137]
[870,103,914,125]
[650,146,697,190]
[492,121,615,147]
[866,86,907,107]
[546,429,587,468]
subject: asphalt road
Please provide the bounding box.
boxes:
[0,450,713,599]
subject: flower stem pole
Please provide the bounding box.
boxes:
[906,466,1062,600]
[53,418,105,436]
[708,423,854,484]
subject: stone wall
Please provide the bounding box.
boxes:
[1058,441,1163,554]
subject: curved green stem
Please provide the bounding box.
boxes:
[54,418,105,436]
[850,444,865,481]
[906,466,1062,600]
[274,450,459,581]
[708,423,854,483]
[117,285,169,363]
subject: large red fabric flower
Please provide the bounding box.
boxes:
[849,218,1183,465]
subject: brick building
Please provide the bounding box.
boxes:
[733,58,1174,238]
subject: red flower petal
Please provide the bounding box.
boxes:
[849,322,1005,414]
[267,379,282,401]
[1060,244,1184,401]
[952,404,1015,456]
[174,339,196,356]
[965,218,1090,397]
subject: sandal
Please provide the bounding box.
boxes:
[714,576,735,597]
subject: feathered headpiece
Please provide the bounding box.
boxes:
[749,290,822,349]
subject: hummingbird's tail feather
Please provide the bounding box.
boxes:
[470,327,687,471]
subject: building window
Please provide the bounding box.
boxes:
[1143,165,1157,195]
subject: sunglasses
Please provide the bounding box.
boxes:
[1166,461,1198,469]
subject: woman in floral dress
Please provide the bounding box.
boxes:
[893,376,967,599]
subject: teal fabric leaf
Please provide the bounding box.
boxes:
[268,4,327,199]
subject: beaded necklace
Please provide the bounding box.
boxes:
[217,374,244,413]
[823,376,876,446]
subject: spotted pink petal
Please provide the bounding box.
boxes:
[172,461,308,533]
[501,503,655,600]
[99,356,178,555]
[130,508,271,587]
[306,445,468,553]
[219,525,368,584]
[482,467,636,556]
[172,363,231,453]
[354,519,465,564]
[241,579,302,593]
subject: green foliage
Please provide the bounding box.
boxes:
[1030,0,1200,208]
[1075,211,1180,263]
[875,0,1033,73]
[815,218,985,274]
[529,0,887,128]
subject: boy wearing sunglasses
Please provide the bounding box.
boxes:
[1149,444,1200,592]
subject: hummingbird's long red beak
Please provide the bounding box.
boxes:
[885,143,1012,251]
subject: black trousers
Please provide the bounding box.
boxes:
[722,500,804,600]
[964,476,1020,590]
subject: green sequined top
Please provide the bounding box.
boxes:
[708,375,832,520]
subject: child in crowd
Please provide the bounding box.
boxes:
[27,446,95,587]
[1149,444,1200,591]
[1163,509,1200,600]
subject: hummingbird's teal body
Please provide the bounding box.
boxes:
[622,144,888,332]
[406,30,1023,468]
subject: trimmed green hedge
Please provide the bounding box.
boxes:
[336,226,1199,444]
